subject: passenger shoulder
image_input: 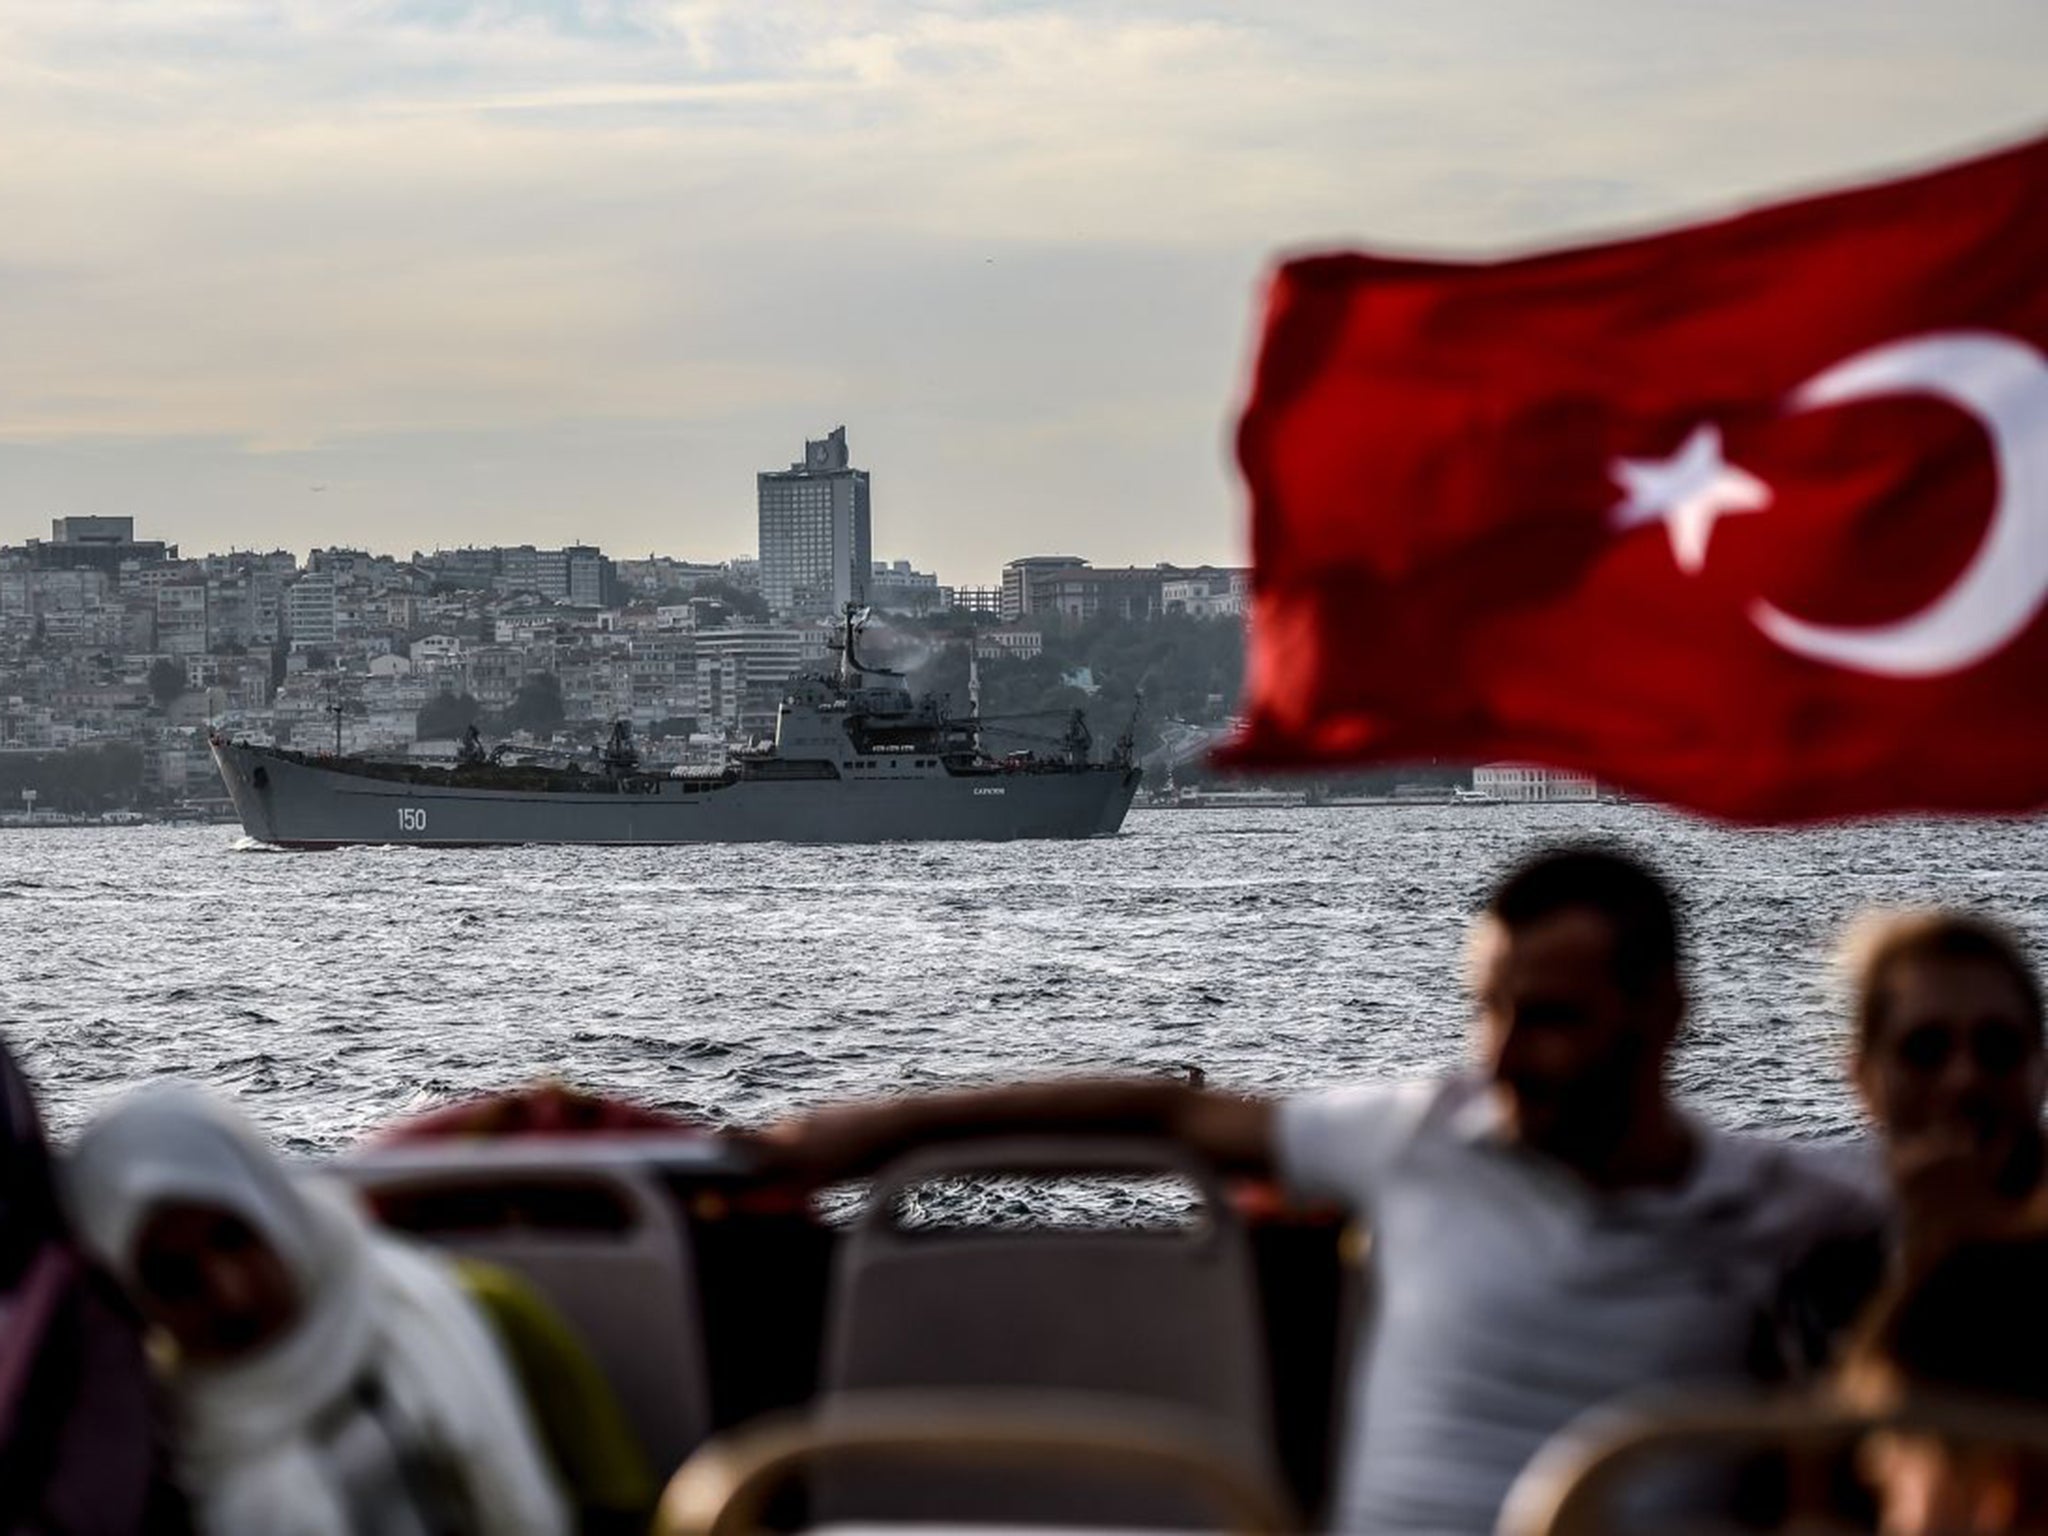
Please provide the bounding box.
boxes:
[1274,1076,1460,1207]
[1719,1132,1888,1232]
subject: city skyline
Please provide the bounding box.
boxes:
[1,3,2043,579]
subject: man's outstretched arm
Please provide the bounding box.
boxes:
[759,1077,1278,1188]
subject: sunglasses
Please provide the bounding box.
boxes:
[1892,1023,2037,1077]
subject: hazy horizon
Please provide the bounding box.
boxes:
[2,1,2042,584]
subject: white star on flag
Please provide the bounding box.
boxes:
[1610,424,1772,573]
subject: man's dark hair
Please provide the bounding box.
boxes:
[1487,845,1681,997]
[1850,1233,2048,1404]
[1847,909,2044,1052]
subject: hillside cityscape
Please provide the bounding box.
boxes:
[0,428,1286,817]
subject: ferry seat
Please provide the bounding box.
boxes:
[653,1389,1297,1536]
[333,1140,713,1472]
[1498,1389,2048,1536]
[816,1137,1280,1525]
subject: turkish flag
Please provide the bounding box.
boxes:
[1225,131,2048,822]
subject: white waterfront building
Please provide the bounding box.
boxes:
[1471,762,1601,802]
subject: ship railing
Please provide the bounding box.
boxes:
[327,1132,1342,1524]
[328,1131,747,1189]
[1498,1387,2048,1536]
[652,1389,1298,1536]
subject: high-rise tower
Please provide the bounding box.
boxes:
[757,426,872,618]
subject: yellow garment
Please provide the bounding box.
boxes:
[455,1258,659,1535]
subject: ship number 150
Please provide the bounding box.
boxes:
[397,806,429,833]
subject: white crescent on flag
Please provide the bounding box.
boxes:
[1751,330,2048,677]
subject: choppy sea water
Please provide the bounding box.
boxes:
[0,808,2044,1154]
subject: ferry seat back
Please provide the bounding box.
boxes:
[335,1148,712,1471]
[819,1137,1279,1525]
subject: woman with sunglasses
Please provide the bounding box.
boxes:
[1848,910,2048,1268]
[1783,910,2047,1372]
[65,1086,567,1536]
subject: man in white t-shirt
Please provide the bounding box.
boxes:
[769,846,1886,1535]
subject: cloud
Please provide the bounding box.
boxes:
[0,0,2042,575]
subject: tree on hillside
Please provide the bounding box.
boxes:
[500,673,565,736]
[416,690,483,741]
[0,743,145,812]
[147,658,187,708]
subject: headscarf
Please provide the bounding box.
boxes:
[0,1042,167,1533]
[67,1088,568,1536]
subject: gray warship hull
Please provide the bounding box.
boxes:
[211,739,1141,847]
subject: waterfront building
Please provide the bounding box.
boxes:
[758,427,872,618]
[1470,763,1601,802]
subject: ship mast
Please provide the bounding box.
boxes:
[326,673,347,755]
[967,646,982,753]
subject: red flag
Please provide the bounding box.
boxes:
[1226,132,2048,822]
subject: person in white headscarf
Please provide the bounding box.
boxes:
[64,1087,568,1536]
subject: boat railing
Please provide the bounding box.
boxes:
[323,1130,1346,1522]
[652,1389,1299,1536]
[327,1131,753,1190]
[1498,1388,2048,1536]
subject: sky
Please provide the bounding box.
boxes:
[0,2,2042,585]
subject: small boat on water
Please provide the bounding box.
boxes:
[211,608,1141,848]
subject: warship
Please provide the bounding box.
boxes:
[210,609,1141,847]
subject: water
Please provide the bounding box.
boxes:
[0,807,2043,1154]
